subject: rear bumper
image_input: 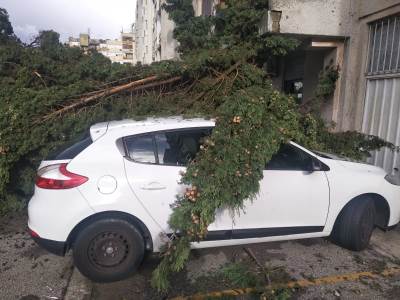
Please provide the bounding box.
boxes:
[28,228,67,256]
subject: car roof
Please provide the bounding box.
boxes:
[90,117,215,141]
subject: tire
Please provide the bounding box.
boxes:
[331,197,376,251]
[72,218,145,282]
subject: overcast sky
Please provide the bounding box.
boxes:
[0,0,136,43]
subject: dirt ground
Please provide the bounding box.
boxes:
[2,213,400,299]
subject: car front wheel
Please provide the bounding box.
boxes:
[331,197,376,251]
[73,218,145,282]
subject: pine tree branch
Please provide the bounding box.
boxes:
[192,61,243,103]
[40,75,181,121]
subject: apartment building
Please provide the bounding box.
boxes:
[68,30,136,65]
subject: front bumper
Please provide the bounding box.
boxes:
[28,227,67,256]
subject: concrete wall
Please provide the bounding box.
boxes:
[336,0,400,132]
[135,0,157,64]
[160,1,179,61]
[269,0,352,37]
[358,0,400,18]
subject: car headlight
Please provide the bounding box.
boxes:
[385,174,400,186]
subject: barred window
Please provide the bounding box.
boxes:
[367,15,400,75]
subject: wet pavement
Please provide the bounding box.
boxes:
[0,213,73,300]
[2,213,400,299]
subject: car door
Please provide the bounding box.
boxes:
[123,127,233,236]
[231,143,330,239]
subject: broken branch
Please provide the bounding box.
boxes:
[40,75,182,121]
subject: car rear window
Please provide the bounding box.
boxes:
[46,136,93,160]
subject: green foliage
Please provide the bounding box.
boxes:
[0,19,157,205]
[261,35,300,56]
[35,30,62,57]
[315,65,340,101]
[150,0,395,292]
[163,0,216,55]
[214,0,269,44]
[0,4,394,295]
[0,8,14,42]
[315,125,397,160]
[221,262,260,288]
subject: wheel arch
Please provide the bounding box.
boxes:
[334,193,390,230]
[66,211,153,252]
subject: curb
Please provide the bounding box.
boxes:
[169,267,400,300]
[64,267,93,300]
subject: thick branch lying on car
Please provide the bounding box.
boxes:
[41,75,182,121]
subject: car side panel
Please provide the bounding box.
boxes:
[380,182,400,226]
[68,134,167,252]
[190,232,328,249]
[322,159,400,232]
[28,187,95,241]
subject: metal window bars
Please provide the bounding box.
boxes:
[367,14,400,76]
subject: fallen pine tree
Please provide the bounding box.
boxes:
[0,1,396,293]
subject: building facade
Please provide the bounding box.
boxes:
[68,30,136,65]
[134,0,400,173]
[263,0,400,174]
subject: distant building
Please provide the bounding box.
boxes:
[79,33,90,49]
[68,37,80,47]
[121,28,136,64]
[67,29,136,65]
[97,39,124,64]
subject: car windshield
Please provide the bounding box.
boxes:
[311,150,356,162]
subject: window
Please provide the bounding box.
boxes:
[47,136,92,160]
[124,134,156,164]
[266,144,313,171]
[155,129,211,166]
[367,14,400,75]
[123,128,212,166]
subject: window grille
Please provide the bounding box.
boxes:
[367,14,400,76]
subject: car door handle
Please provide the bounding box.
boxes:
[140,182,166,190]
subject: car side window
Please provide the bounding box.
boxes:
[266,144,313,171]
[155,129,211,166]
[124,134,156,164]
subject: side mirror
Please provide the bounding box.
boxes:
[307,158,322,173]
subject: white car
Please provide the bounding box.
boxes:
[28,117,400,282]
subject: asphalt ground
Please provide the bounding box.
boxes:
[0,213,73,300]
[90,224,400,299]
[2,213,400,299]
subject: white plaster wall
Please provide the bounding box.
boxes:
[160,2,179,61]
[135,0,157,64]
[269,0,353,37]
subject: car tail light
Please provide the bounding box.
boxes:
[28,227,40,238]
[35,163,88,189]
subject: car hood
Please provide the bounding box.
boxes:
[331,159,386,175]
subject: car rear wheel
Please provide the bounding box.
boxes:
[73,218,145,282]
[331,197,376,251]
